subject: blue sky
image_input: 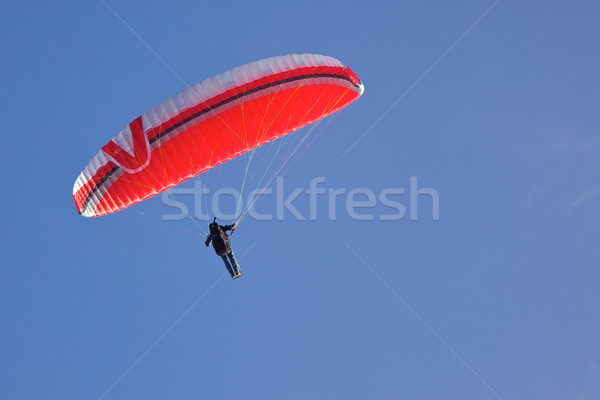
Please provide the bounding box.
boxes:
[1,1,599,399]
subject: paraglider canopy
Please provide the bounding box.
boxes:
[73,54,364,217]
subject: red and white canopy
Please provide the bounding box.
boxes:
[73,53,364,217]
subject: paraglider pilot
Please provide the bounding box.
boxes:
[205,219,241,279]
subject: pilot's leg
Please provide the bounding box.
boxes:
[221,255,235,278]
[228,252,241,278]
